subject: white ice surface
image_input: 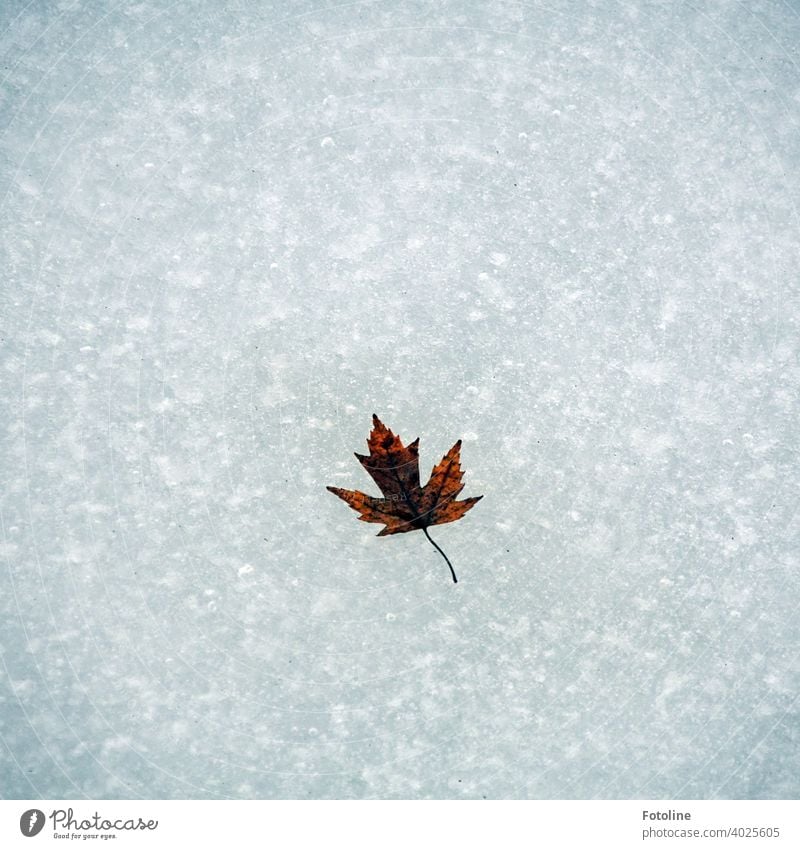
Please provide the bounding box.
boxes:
[1,0,799,799]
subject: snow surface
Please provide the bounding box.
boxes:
[1,0,799,799]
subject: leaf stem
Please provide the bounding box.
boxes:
[422,526,458,583]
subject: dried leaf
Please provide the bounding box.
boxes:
[327,414,482,582]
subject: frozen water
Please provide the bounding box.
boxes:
[1,0,799,799]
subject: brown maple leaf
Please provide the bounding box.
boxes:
[327,414,482,583]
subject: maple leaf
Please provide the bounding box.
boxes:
[327,414,483,583]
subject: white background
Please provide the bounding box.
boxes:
[1,0,799,799]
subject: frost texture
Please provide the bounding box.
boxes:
[1,0,799,799]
